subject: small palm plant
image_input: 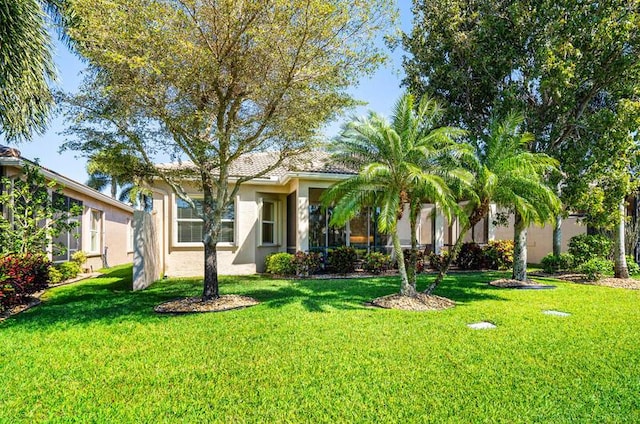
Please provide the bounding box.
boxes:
[323,93,471,297]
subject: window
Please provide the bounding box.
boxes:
[176,198,235,244]
[89,210,103,253]
[261,200,276,244]
[52,193,83,262]
[308,187,386,255]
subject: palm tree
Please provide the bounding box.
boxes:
[323,93,471,297]
[0,0,71,141]
[426,113,560,292]
[85,150,149,207]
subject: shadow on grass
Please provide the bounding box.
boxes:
[1,266,510,330]
[247,271,508,312]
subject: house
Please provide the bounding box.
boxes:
[0,146,134,271]
[144,151,586,277]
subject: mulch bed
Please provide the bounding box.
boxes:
[369,293,455,311]
[154,295,260,314]
[0,296,42,323]
[489,279,555,289]
[531,272,640,289]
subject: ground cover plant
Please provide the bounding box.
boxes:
[1,265,639,422]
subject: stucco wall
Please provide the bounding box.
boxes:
[58,186,134,271]
[153,181,294,277]
[3,164,133,270]
[493,213,587,264]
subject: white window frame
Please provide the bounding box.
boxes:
[173,195,236,247]
[88,208,103,255]
[259,198,279,246]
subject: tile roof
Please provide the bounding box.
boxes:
[158,150,356,179]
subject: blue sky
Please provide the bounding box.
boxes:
[17,2,412,186]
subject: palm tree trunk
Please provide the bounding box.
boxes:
[552,215,562,257]
[110,177,117,199]
[425,201,488,294]
[407,202,420,290]
[392,230,416,297]
[614,200,629,279]
[512,212,527,281]
[425,221,469,295]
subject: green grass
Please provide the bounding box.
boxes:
[1,265,640,423]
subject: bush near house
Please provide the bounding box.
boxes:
[428,251,449,271]
[456,242,486,270]
[327,246,358,274]
[363,252,393,274]
[578,257,614,281]
[265,253,296,276]
[569,234,613,265]
[48,267,64,285]
[626,255,640,275]
[541,253,575,273]
[484,240,514,270]
[0,253,51,312]
[57,261,82,281]
[293,251,322,276]
[71,251,88,269]
[265,252,322,277]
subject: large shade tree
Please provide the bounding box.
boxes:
[323,93,471,297]
[63,0,394,300]
[0,0,72,142]
[403,0,640,274]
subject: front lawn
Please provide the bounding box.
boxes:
[1,265,639,422]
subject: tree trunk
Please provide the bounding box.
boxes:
[407,202,420,290]
[203,239,220,299]
[614,200,629,279]
[425,221,469,295]
[512,212,528,281]
[202,182,223,300]
[393,229,416,297]
[110,177,117,199]
[424,200,489,294]
[552,215,562,257]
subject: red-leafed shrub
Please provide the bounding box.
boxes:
[0,254,51,312]
[456,242,486,270]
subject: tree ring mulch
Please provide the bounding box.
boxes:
[489,279,556,289]
[154,295,259,314]
[369,293,455,311]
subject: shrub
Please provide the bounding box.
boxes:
[57,261,81,281]
[265,253,295,275]
[578,257,613,281]
[428,251,449,272]
[626,255,639,275]
[327,246,358,274]
[456,242,485,270]
[403,249,425,274]
[48,267,64,285]
[568,234,613,265]
[541,253,575,273]
[363,252,392,274]
[0,254,51,312]
[71,251,88,267]
[293,251,322,276]
[484,240,514,270]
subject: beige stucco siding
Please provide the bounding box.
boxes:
[493,213,587,264]
[3,164,133,269]
[154,181,295,277]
